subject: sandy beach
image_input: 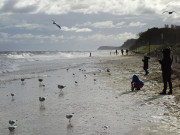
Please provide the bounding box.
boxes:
[0,52,180,135]
[95,54,180,135]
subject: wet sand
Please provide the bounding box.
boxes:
[0,54,180,135]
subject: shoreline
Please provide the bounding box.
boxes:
[93,54,180,134]
[0,53,180,134]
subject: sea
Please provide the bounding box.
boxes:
[0,51,110,81]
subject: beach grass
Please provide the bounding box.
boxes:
[135,44,180,55]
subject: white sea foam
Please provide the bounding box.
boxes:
[0,51,110,74]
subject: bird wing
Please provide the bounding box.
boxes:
[55,24,61,29]
[172,11,177,13]
[162,11,168,14]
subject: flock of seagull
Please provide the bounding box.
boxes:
[7,67,111,134]
[8,77,72,133]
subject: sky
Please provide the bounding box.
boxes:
[0,0,180,51]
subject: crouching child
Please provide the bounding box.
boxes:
[131,75,144,91]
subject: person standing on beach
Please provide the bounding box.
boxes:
[115,49,118,55]
[121,49,124,55]
[142,53,150,75]
[126,49,129,55]
[159,47,173,95]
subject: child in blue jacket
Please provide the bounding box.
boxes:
[131,75,144,91]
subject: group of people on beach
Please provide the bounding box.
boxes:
[131,47,173,95]
[110,49,129,56]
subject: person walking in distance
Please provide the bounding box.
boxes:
[142,53,150,75]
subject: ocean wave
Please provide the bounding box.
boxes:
[4,51,91,61]
[0,51,110,75]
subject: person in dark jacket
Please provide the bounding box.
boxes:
[131,75,144,91]
[121,49,124,55]
[142,53,150,75]
[159,47,173,95]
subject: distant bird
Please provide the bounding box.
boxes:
[39,97,46,103]
[52,20,61,29]
[84,75,87,78]
[162,11,177,14]
[10,93,15,101]
[9,120,17,125]
[8,126,16,132]
[11,93,14,97]
[10,93,15,99]
[21,78,25,85]
[38,79,43,82]
[58,85,66,90]
[21,78,25,82]
[106,68,110,72]
[38,79,43,87]
[66,114,73,123]
[75,81,78,84]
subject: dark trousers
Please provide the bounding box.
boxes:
[163,73,172,93]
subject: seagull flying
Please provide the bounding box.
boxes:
[52,20,61,29]
[162,11,177,14]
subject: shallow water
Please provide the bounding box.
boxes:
[0,55,179,135]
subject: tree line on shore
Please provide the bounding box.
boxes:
[126,24,180,54]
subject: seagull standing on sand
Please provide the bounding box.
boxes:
[162,11,177,14]
[58,85,66,93]
[39,97,46,102]
[75,81,78,86]
[58,85,66,90]
[66,114,73,123]
[39,97,46,105]
[8,126,16,132]
[38,79,43,86]
[52,20,61,29]
[21,78,25,84]
[106,68,110,72]
[10,93,14,100]
[38,79,43,83]
[9,120,17,125]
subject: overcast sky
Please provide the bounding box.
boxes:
[0,0,180,51]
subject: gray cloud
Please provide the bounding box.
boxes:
[0,0,37,14]
[1,0,179,15]
[0,0,180,51]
